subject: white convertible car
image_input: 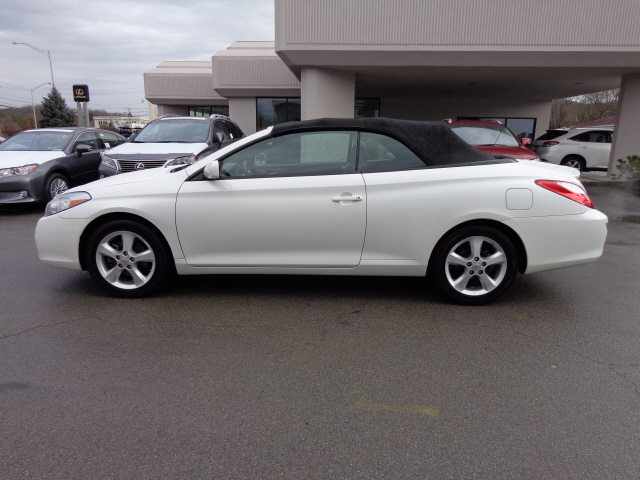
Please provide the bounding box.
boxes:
[35,118,608,305]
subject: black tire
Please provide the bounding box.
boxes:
[561,155,586,172]
[429,226,518,305]
[85,220,170,298]
[45,173,70,202]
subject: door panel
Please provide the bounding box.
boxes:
[176,174,366,267]
[71,132,104,184]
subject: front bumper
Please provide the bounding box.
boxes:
[35,214,88,270]
[0,172,47,204]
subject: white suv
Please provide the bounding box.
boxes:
[529,126,613,172]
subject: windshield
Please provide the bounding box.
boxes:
[450,124,520,147]
[133,119,210,143]
[0,131,73,151]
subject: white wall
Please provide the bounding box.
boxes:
[380,98,552,138]
[229,97,257,135]
[608,73,640,175]
[157,105,189,116]
[301,68,355,120]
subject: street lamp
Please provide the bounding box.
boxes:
[13,42,55,88]
[30,83,51,129]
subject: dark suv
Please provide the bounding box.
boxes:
[98,114,245,177]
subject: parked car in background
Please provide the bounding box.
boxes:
[36,118,607,305]
[445,120,540,162]
[98,114,245,177]
[0,127,126,204]
[529,126,614,172]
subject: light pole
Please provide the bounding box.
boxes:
[30,83,51,129]
[13,42,55,88]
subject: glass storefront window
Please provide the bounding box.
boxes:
[355,99,380,118]
[189,106,229,117]
[257,98,295,131]
[257,97,379,131]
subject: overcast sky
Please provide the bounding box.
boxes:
[0,0,274,116]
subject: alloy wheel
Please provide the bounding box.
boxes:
[444,235,508,296]
[49,178,68,198]
[95,230,156,290]
[565,159,581,169]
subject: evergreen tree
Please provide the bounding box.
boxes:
[39,87,76,128]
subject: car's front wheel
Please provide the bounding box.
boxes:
[430,226,518,305]
[85,220,170,298]
[45,173,69,201]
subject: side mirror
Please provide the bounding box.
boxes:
[214,132,224,147]
[76,144,92,156]
[203,159,220,180]
[521,137,532,146]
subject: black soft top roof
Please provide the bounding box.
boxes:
[272,117,512,167]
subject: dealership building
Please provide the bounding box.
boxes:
[144,0,640,173]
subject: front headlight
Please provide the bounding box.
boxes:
[0,164,37,177]
[164,154,198,167]
[101,154,118,170]
[45,192,92,217]
[515,157,540,162]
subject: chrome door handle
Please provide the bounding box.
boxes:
[333,195,363,202]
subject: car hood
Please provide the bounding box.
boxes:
[0,150,64,168]
[70,165,180,193]
[475,145,538,160]
[106,142,207,156]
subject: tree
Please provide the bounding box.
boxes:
[573,89,618,125]
[549,98,573,129]
[39,87,76,128]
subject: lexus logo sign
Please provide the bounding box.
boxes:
[135,163,145,170]
[72,84,90,102]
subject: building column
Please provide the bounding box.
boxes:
[608,73,640,176]
[229,97,257,135]
[301,68,355,120]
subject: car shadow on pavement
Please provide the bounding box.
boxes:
[0,204,44,216]
[54,267,558,308]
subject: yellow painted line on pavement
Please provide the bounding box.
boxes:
[355,401,440,417]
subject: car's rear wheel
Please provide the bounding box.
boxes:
[86,220,170,298]
[45,173,69,201]
[561,155,585,172]
[430,226,518,305]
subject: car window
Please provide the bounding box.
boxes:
[97,131,123,149]
[358,132,426,173]
[133,119,210,143]
[213,122,231,142]
[220,131,357,178]
[570,131,612,143]
[73,132,100,152]
[223,121,242,139]
[0,131,73,151]
[536,130,567,141]
[450,125,520,147]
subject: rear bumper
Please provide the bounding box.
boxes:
[502,209,608,274]
[35,214,88,270]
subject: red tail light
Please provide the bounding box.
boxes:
[535,180,594,208]
[541,141,559,147]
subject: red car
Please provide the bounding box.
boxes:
[445,120,539,161]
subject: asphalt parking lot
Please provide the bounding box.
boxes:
[1,183,639,479]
